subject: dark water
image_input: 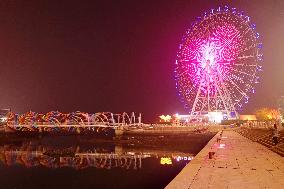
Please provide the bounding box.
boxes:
[0,133,214,189]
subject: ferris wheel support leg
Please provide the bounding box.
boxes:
[216,70,238,119]
[190,72,206,118]
[213,78,229,110]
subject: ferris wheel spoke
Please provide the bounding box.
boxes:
[229,68,257,85]
[237,55,255,60]
[239,26,251,38]
[241,44,257,53]
[230,78,253,94]
[220,68,246,83]
[177,69,189,77]
[230,68,251,76]
[178,69,199,81]
[222,32,241,49]
[218,71,248,98]
[226,80,248,100]
[233,63,257,66]
[180,60,201,65]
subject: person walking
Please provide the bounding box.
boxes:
[272,123,279,145]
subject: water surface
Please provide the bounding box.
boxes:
[0,133,214,189]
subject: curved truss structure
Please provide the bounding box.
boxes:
[5,111,142,133]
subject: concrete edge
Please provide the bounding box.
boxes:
[165,131,221,189]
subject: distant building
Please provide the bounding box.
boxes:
[0,109,10,126]
[174,111,234,124]
[239,115,257,121]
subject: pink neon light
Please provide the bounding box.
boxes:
[180,25,242,95]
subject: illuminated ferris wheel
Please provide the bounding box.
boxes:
[174,6,263,119]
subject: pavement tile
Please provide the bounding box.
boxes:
[166,130,284,189]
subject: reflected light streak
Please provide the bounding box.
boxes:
[160,157,172,165]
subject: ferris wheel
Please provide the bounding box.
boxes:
[174,6,263,119]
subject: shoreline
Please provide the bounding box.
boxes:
[0,131,217,154]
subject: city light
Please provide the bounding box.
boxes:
[159,115,172,122]
[160,157,172,165]
[208,112,223,123]
[175,156,194,162]
[0,117,7,122]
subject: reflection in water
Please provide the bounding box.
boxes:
[0,140,194,170]
[0,134,215,189]
[160,157,172,165]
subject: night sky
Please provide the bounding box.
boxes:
[0,0,284,122]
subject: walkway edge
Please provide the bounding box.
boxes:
[166,131,221,189]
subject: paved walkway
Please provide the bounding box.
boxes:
[166,130,284,189]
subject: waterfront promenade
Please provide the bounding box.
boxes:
[166,130,284,189]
